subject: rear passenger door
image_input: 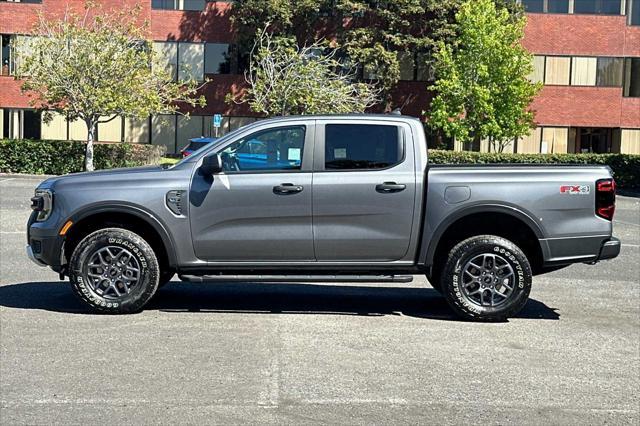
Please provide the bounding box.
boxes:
[312,120,417,262]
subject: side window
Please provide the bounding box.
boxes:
[324,124,402,170]
[220,126,305,172]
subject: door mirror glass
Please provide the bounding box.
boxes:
[200,153,223,175]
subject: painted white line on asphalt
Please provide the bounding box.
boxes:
[0,231,25,234]
[614,220,640,227]
[622,244,640,248]
[0,178,15,183]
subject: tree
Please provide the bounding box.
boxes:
[229,30,379,116]
[230,0,466,110]
[14,3,205,171]
[426,0,541,153]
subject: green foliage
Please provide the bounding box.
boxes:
[427,0,540,152]
[230,31,379,116]
[13,2,205,170]
[0,139,166,175]
[428,150,640,189]
[232,0,519,109]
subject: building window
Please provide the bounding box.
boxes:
[522,0,544,12]
[576,128,613,153]
[528,55,545,83]
[630,0,640,24]
[624,58,640,97]
[620,129,640,154]
[204,43,236,75]
[1,35,10,76]
[153,41,205,81]
[596,57,624,86]
[178,42,204,81]
[1,109,41,140]
[571,57,597,86]
[521,0,569,13]
[573,0,621,15]
[398,52,415,81]
[152,0,206,11]
[153,42,178,80]
[416,53,435,82]
[324,124,402,170]
[548,0,570,13]
[545,56,570,85]
[541,127,569,153]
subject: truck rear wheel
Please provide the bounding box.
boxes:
[440,235,532,322]
[69,228,159,314]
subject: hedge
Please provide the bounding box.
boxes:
[428,150,640,189]
[0,139,166,175]
[0,139,637,189]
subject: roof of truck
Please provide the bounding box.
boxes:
[253,113,422,124]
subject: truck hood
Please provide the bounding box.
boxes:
[38,165,165,190]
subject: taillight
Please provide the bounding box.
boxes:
[595,178,616,220]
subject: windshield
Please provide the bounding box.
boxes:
[171,127,247,168]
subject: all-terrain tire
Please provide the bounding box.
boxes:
[69,228,160,314]
[440,235,532,322]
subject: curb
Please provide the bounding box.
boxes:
[0,173,56,179]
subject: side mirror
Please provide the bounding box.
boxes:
[200,153,223,175]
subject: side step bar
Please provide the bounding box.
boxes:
[179,274,414,283]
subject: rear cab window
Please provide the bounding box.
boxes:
[323,124,404,170]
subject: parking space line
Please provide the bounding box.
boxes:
[0,178,15,183]
[614,220,640,227]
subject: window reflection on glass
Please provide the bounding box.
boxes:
[205,43,236,75]
[596,57,623,87]
[324,124,402,170]
[624,58,640,97]
[574,0,621,15]
[220,126,305,172]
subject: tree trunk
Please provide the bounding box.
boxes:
[85,121,96,172]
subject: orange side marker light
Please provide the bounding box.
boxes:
[59,220,73,236]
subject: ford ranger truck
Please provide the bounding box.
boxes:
[26,115,621,321]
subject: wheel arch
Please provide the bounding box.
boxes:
[63,202,178,270]
[422,204,545,274]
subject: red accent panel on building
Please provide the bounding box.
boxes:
[150,3,233,42]
[523,14,630,56]
[0,77,31,109]
[621,98,640,128]
[0,1,152,35]
[531,86,640,128]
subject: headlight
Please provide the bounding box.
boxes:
[31,189,53,221]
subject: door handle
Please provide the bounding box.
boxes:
[273,183,304,195]
[376,182,406,193]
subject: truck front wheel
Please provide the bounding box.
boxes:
[440,235,532,322]
[68,228,160,314]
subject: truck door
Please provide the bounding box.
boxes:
[189,122,316,262]
[312,120,417,261]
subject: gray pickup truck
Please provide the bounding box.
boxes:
[27,115,620,321]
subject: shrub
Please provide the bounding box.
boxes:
[428,150,640,189]
[0,139,166,175]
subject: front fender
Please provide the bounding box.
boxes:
[68,201,178,268]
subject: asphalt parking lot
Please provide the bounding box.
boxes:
[1,175,638,425]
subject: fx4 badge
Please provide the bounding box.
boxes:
[560,185,590,195]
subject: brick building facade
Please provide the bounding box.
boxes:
[1,0,639,154]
